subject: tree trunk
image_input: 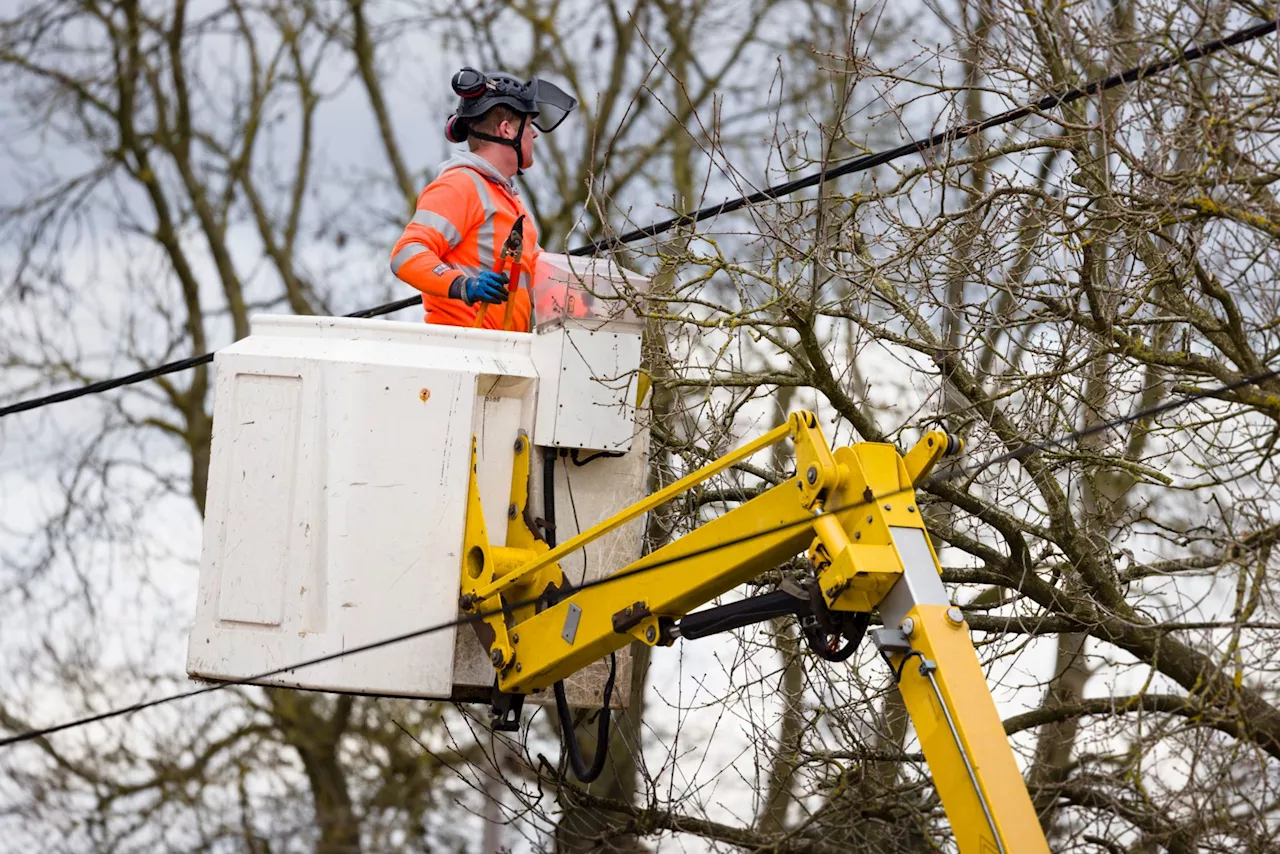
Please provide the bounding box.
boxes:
[756,618,805,834]
[268,691,361,854]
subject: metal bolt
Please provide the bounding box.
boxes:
[884,504,891,511]
[907,505,916,513]
[514,437,525,452]
[946,607,964,626]
[806,466,818,485]
[512,633,520,644]
[866,515,873,523]
[490,649,504,667]
[854,531,861,540]
[645,625,657,643]
[624,606,633,617]
[901,617,915,637]
[516,663,523,672]
[508,502,518,519]
[419,388,431,402]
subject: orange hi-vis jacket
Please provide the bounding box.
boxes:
[390,153,540,332]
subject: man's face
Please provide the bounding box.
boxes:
[500,116,538,168]
[520,120,538,168]
[499,117,535,169]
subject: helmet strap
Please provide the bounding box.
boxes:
[467,114,530,176]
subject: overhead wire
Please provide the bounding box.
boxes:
[572,17,1280,254]
[0,300,422,418]
[959,366,1280,479]
[1,363,1275,750]
[1,17,1276,420]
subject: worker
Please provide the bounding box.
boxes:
[389,68,577,332]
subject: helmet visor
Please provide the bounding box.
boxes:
[528,78,577,132]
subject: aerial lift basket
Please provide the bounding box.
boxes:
[186,256,650,704]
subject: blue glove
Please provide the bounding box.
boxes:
[456,271,509,305]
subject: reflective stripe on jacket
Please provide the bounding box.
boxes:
[389,153,540,332]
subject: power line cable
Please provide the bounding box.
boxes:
[574,17,1280,253]
[1,364,1274,750]
[0,300,419,418]
[0,513,871,749]
[2,17,1274,421]
[959,366,1280,479]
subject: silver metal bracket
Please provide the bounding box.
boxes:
[871,628,912,656]
[561,602,582,645]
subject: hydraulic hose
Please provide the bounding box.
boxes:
[676,590,808,640]
[542,447,558,546]
[553,652,617,783]
[805,610,871,662]
[676,589,871,661]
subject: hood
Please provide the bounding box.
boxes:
[437,152,519,196]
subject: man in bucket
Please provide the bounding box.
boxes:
[390,68,576,331]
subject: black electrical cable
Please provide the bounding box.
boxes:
[0,364,1276,750]
[885,650,926,684]
[0,298,419,418]
[0,352,216,418]
[573,17,1280,255]
[570,448,626,466]
[2,16,1274,421]
[961,365,1280,479]
[0,493,946,748]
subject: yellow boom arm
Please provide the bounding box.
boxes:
[458,412,1048,853]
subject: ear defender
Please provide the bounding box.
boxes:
[445,114,469,143]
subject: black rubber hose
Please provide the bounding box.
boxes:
[677,590,808,640]
[542,447,558,548]
[553,651,618,783]
[805,611,871,662]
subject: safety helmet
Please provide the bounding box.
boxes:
[444,68,577,146]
